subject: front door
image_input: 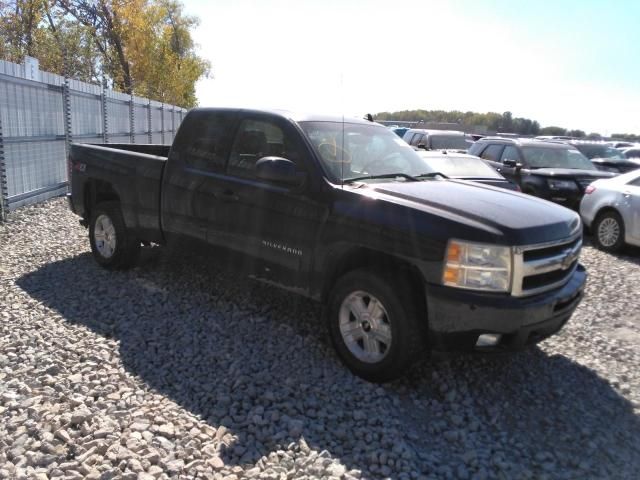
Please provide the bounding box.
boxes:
[499,145,522,182]
[623,177,640,242]
[209,115,327,290]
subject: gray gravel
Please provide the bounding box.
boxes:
[1,198,639,480]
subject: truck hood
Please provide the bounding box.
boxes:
[355,179,581,245]
[528,168,616,179]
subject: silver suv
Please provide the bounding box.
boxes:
[402,129,470,151]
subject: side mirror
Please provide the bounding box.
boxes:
[503,158,524,171]
[255,157,306,187]
[417,143,427,150]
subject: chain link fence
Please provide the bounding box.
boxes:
[0,57,187,221]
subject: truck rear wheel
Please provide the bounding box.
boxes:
[89,202,140,270]
[326,269,425,382]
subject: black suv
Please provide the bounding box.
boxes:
[469,138,615,210]
[566,141,640,174]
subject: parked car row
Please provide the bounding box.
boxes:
[390,126,640,254]
[469,137,615,210]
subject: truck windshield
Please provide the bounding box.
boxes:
[430,135,470,151]
[300,121,434,182]
[521,147,597,170]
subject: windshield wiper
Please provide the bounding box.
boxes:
[345,173,422,183]
[415,172,449,179]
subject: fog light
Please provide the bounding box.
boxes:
[476,334,502,347]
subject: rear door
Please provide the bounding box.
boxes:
[211,114,327,289]
[161,110,239,243]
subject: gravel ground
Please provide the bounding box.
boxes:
[1,198,639,480]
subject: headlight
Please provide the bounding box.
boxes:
[443,240,512,292]
[547,179,577,190]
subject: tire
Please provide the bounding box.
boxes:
[326,269,426,383]
[89,201,140,270]
[593,210,625,253]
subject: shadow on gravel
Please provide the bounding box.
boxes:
[17,248,640,478]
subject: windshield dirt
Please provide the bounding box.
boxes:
[300,122,434,182]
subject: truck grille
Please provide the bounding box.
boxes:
[512,232,582,297]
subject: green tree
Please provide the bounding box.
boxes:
[538,126,567,136]
[0,0,209,107]
[0,0,44,61]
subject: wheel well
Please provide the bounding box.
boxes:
[595,206,621,221]
[84,180,120,219]
[322,247,427,315]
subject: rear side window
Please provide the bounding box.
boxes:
[468,142,484,156]
[402,131,416,143]
[410,133,425,147]
[480,144,505,161]
[172,111,237,172]
[227,118,305,179]
[629,177,640,187]
[625,149,640,158]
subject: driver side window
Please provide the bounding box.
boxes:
[228,119,305,179]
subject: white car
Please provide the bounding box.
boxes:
[580,170,640,252]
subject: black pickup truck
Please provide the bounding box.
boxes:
[68,108,586,382]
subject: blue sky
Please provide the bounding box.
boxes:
[184,0,640,134]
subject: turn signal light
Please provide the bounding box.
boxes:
[584,185,596,194]
[443,266,460,284]
[447,243,462,262]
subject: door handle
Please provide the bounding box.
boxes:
[217,190,240,202]
[623,191,631,198]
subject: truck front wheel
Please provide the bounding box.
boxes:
[326,269,425,382]
[89,202,140,270]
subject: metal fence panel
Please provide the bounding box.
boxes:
[109,135,134,144]
[106,98,130,137]
[0,57,187,218]
[70,92,103,137]
[4,140,66,198]
[133,98,149,134]
[0,80,64,138]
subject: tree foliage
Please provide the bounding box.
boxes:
[538,126,567,136]
[0,0,209,107]
[375,109,541,135]
[611,133,640,141]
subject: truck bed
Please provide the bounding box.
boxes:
[69,143,168,243]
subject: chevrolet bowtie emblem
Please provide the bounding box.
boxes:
[561,249,576,269]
